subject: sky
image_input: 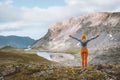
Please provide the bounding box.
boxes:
[0,0,120,40]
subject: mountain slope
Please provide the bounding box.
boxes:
[0,35,35,48]
[31,12,120,65]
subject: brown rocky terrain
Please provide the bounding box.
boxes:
[31,12,120,65]
[0,45,119,80]
[0,64,120,80]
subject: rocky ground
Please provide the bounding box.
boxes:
[0,46,120,80]
[0,63,120,80]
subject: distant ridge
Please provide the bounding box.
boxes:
[0,35,36,48]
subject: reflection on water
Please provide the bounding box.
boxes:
[37,52,52,60]
[37,52,75,62]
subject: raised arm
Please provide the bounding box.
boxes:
[69,35,82,42]
[87,34,99,42]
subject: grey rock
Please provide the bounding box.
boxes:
[31,12,120,65]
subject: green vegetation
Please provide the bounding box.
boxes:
[0,47,120,80]
[36,46,79,54]
[0,47,50,65]
[63,47,79,54]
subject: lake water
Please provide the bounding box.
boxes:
[37,52,52,61]
[37,52,75,62]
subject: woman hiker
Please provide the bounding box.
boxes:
[69,34,99,67]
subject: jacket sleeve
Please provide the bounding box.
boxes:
[70,36,82,42]
[87,35,98,42]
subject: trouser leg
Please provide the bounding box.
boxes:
[85,51,88,67]
[81,52,85,67]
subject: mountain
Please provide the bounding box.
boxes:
[0,35,35,48]
[31,12,120,65]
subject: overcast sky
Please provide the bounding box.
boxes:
[0,0,120,40]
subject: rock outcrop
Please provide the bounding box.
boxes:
[31,12,120,64]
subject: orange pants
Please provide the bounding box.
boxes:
[80,48,88,67]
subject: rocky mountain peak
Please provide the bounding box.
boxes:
[32,12,120,50]
[31,12,120,65]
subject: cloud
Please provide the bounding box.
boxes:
[65,0,120,12]
[0,0,120,39]
[5,0,13,5]
[0,21,23,31]
[0,2,22,22]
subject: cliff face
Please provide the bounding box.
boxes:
[31,12,120,64]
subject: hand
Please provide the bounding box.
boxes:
[96,34,100,37]
[69,35,72,38]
